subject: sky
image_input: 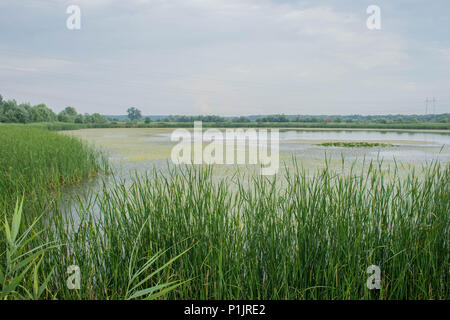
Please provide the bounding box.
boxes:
[0,0,449,116]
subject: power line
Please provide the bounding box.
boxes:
[425,97,438,114]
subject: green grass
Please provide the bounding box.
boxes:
[320,142,396,148]
[0,125,107,215]
[45,160,448,299]
[0,124,448,299]
[0,125,108,299]
[0,125,187,299]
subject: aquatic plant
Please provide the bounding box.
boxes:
[320,142,396,148]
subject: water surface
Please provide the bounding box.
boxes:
[64,127,450,173]
[60,128,449,224]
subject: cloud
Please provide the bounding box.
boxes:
[0,0,448,115]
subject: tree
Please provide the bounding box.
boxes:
[91,113,107,123]
[257,114,290,122]
[0,100,19,122]
[232,116,251,123]
[144,117,152,124]
[64,106,78,117]
[31,104,56,122]
[127,107,142,121]
[57,107,79,122]
[58,111,70,122]
[74,114,84,123]
[15,104,32,123]
[438,116,449,123]
[84,114,93,123]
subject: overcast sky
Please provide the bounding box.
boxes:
[1,0,449,115]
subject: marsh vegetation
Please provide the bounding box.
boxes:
[0,126,449,300]
[319,142,396,148]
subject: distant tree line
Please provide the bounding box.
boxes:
[57,106,107,124]
[0,94,56,123]
[159,115,228,122]
[1,94,448,125]
[154,113,449,124]
[0,94,107,124]
[290,114,449,124]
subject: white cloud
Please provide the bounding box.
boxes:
[0,0,448,115]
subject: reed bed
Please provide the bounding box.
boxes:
[0,124,448,299]
[0,125,106,216]
[46,160,449,300]
[0,125,108,299]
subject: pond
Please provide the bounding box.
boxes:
[64,127,450,174]
[59,127,449,225]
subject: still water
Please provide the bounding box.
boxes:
[64,127,450,172]
[59,128,449,224]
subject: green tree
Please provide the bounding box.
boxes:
[0,100,19,122]
[438,116,449,123]
[232,116,251,123]
[84,114,93,123]
[31,104,56,122]
[58,107,79,122]
[15,104,32,123]
[74,114,84,123]
[91,113,107,123]
[64,106,78,117]
[127,107,142,121]
[58,111,69,122]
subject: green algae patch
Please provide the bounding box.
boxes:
[319,141,397,148]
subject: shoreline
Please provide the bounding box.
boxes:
[60,126,450,134]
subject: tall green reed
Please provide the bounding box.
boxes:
[0,125,104,299]
[1,124,447,299]
[48,160,448,299]
[0,125,106,217]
